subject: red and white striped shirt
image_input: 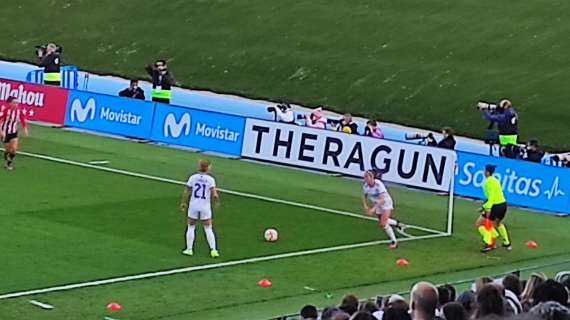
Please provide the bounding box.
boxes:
[0,103,27,135]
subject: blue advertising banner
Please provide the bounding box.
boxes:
[455,151,570,214]
[151,104,245,156]
[64,90,155,139]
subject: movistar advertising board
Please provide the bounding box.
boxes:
[150,103,245,156]
[64,90,155,139]
[455,151,570,214]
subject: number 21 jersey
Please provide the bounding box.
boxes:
[187,174,216,209]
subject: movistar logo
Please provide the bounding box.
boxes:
[163,113,191,138]
[70,98,96,123]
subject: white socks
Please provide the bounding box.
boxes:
[204,225,217,250]
[388,219,399,227]
[384,224,397,244]
[186,225,196,250]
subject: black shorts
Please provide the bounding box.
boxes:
[3,132,17,144]
[485,203,507,221]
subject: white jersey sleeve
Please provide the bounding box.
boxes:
[187,174,216,209]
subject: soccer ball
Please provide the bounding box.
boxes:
[264,228,278,242]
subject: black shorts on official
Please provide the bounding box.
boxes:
[488,202,507,221]
[3,132,17,144]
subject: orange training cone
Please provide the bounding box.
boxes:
[396,258,409,267]
[258,279,272,288]
[106,302,122,312]
[526,240,538,249]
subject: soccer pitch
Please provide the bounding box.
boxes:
[1,126,570,319]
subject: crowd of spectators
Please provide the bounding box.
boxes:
[292,271,570,320]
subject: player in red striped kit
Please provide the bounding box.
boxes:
[0,97,29,170]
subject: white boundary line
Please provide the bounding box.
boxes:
[0,233,445,300]
[0,150,449,300]
[14,151,447,236]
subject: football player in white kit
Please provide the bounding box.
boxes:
[362,170,401,249]
[179,159,220,258]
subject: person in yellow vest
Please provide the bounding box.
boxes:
[37,43,62,86]
[145,60,175,104]
[476,164,512,253]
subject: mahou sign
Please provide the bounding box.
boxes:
[0,78,69,125]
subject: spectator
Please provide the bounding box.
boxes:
[383,308,412,320]
[410,281,439,320]
[437,286,452,309]
[442,285,456,302]
[267,103,295,123]
[529,301,570,320]
[36,43,62,86]
[300,304,318,320]
[456,291,476,317]
[118,80,145,100]
[475,284,505,318]
[305,107,327,129]
[437,127,456,150]
[521,272,547,310]
[522,139,545,163]
[332,312,351,320]
[475,276,495,292]
[333,113,359,134]
[387,295,410,311]
[442,302,468,320]
[340,294,360,316]
[360,301,380,319]
[533,280,569,307]
[351,311,375,320]
[364,120,384,139]
[503,274,524,315]
[322,307,342,320]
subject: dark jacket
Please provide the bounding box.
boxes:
[38,53,61,73]
[484,108,518,136]
[437,135,456,150]
[144,65,175,90]
[119,87,145,100]
[524,150,544,163]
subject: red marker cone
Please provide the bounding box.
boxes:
[106,302,122,312]
[258,279,272,288]
[396,258,409,267]
[526,240,538,249]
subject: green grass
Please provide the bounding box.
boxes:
[1,1,570,149]
[0,125,569,319]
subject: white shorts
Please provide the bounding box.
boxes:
[188,207,212,220]
[375,200,394,214]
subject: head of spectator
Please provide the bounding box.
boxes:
[475,284,505,318]
[521,272,547,306]
[523,139,545,163]
[503,274,523,298]
[338,113,358,134]
[155,59,168,74]
[443,284,456,302]
[119,79,145,100]
[382,307,412,320]
[306,107,327,129]
[533,280,569,307]
[456,291,476,317]
[554,272,570,304]
[475,276,495,292]
[340,294,360,316]
[332,311,351,320]
[129,79,139,90]
[387,294,409,310]
[360,301,379,315]
[442,302,468,320]
[410,281,439,320]
[350,311,375,320]
[437,127,456,150]
[322,307,342,320]
[529,301,570,320]
[438,286,452,308]
[300,304,319,320]
[365,120,384,139]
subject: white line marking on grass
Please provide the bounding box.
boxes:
[29,300,54,310]
[0,233,446,300]
[16,150,446,236]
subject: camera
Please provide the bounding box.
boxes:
[405,132,433,141]
[476,101,499,112]
[267,103,290,114]
[267,103,295,123]
[35,43,63,56]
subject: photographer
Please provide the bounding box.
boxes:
[364,120,384,139]
[145,60,175,104]
[330,113,358,134]
[267,103,295,124]
[305,107,327,129]
[119,80,145,100]
[521,139,544,163]
[436,127,456,150]
[478,99,519,158]
[36,43,62,86]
